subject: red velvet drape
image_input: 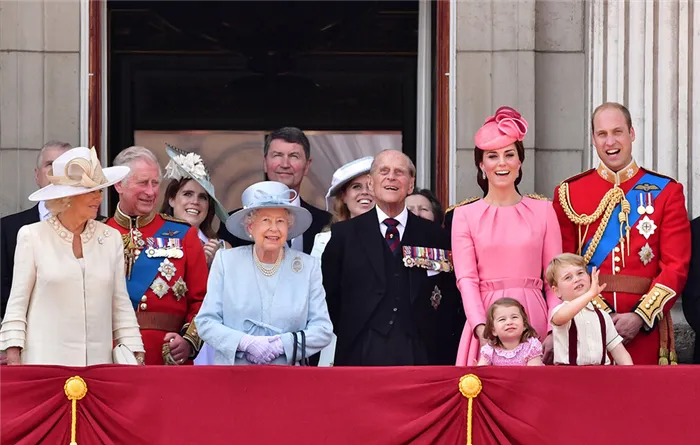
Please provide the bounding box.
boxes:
[2,365,699,445]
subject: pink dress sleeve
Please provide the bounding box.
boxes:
[542,202,563,327]
[479,344,493,365]
[452,207,487,330]
[524,337,544,362]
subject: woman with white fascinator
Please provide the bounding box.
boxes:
[0,147,145,366]
[310,156,374,262]
[195,181,333,365]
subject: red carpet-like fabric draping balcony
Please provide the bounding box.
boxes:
[1,365,698,445]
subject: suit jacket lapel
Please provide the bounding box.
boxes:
[356,208,386,285]
[402,213,421,303]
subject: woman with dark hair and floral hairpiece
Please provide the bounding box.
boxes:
[451,106,562,366]
[159,145,232,366]
[160,145,231,268]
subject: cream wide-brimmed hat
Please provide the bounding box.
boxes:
[324,156,374,211]
[28,146,129,202]
[163,144,229,223]
[225,181,312,241]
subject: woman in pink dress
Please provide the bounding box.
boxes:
[452,106,562,366]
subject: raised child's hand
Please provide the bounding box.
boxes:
[588,266,607,298]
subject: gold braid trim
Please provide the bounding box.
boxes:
[181,321,203,359]
[525,193,550,201]
[445,197,480,214]
[557,183,627,263]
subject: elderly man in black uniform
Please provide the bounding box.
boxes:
[322,149,456,366]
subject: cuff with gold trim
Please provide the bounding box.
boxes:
[592,295,614,313]
[181,321,203,360]
[632,284,676,330]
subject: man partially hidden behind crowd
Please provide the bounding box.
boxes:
[107,146,208,365]
[322,149,456,366]
[553,102,690,365]
[217,127,330,253]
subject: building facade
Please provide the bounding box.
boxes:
[0,0,697,355]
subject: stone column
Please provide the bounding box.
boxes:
[454,0,537,202]
[0,0,81,216]
[453,0,587,202]
[588,0,700,218]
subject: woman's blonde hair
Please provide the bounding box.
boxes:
[44,196,74,215]
[483,298,539,347]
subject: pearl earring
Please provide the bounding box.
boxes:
[481,170,486,180]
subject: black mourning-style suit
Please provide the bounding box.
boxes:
[217,199,331,255]
[682,216,700,363]
[322,207,457,366]
[1,206,40,317]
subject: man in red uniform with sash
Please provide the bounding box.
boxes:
[107,146,208,365]
[553,102,691,365]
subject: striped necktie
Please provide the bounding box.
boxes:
[384,218,400,254]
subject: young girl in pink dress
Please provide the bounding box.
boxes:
[452,106,562,366]
[477,298,543,366]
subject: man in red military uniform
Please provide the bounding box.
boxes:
[107,146,208,365]
[553,102,691,365]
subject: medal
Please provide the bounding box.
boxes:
[636,216,657,240]
[158,258,177,281]
[150,277,170,298]
[430,285,442,310]
[645,192,654,215]
[172,277,188,301]
[638,243,654,266]
[636,193,646,215]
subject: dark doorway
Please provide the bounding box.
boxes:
[107,0,422,209]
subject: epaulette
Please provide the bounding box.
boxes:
[524,193,549,201]
[160,213,191,226]
[558,168,595,185]
[641,168,678,183]
[445,197,480,214]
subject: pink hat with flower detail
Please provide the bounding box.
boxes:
[473,106,528,151]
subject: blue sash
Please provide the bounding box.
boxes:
[584,172,670,270]
[126,220,188,309]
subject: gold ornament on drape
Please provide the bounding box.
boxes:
[64,376,88,445]
[459,374,483,445]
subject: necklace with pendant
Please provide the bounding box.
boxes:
[254,247,284,277]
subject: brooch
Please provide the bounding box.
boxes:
[638,243,654,266]
[150,277,170,298]
[430,286,442,310]
[172,277,188,301]
[292,257,303,273]
[636,216,657,240]
[158,258,177,281]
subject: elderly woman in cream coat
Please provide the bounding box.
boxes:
[0,147,145,366]
[195,181,332,365]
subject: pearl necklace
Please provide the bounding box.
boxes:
[253,247,284,277]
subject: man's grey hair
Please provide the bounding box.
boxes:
[36,140,71,168]
[113,146,162,183]
[370,149,416,178]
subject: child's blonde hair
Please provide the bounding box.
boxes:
[484,298,539,347]
[545,253,588,288]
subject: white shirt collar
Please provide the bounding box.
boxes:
[197,229,208,244]
[38,201,51,221]
[291,194,301,207]
[376,204,408,228]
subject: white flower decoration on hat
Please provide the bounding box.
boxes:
[165,152,209,181]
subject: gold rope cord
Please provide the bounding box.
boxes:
[459,374,483,445]
[64,376,88,445]
[558,184,628,264]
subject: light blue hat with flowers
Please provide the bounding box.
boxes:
[225,181,312,241]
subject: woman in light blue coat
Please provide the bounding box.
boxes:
[195,181,332,365]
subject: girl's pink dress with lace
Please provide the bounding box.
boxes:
[479,337,543,366]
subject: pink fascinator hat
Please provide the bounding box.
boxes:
[473,106,528,151]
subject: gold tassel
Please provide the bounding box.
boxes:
[64,376,88,445]
[459,374,483,445]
